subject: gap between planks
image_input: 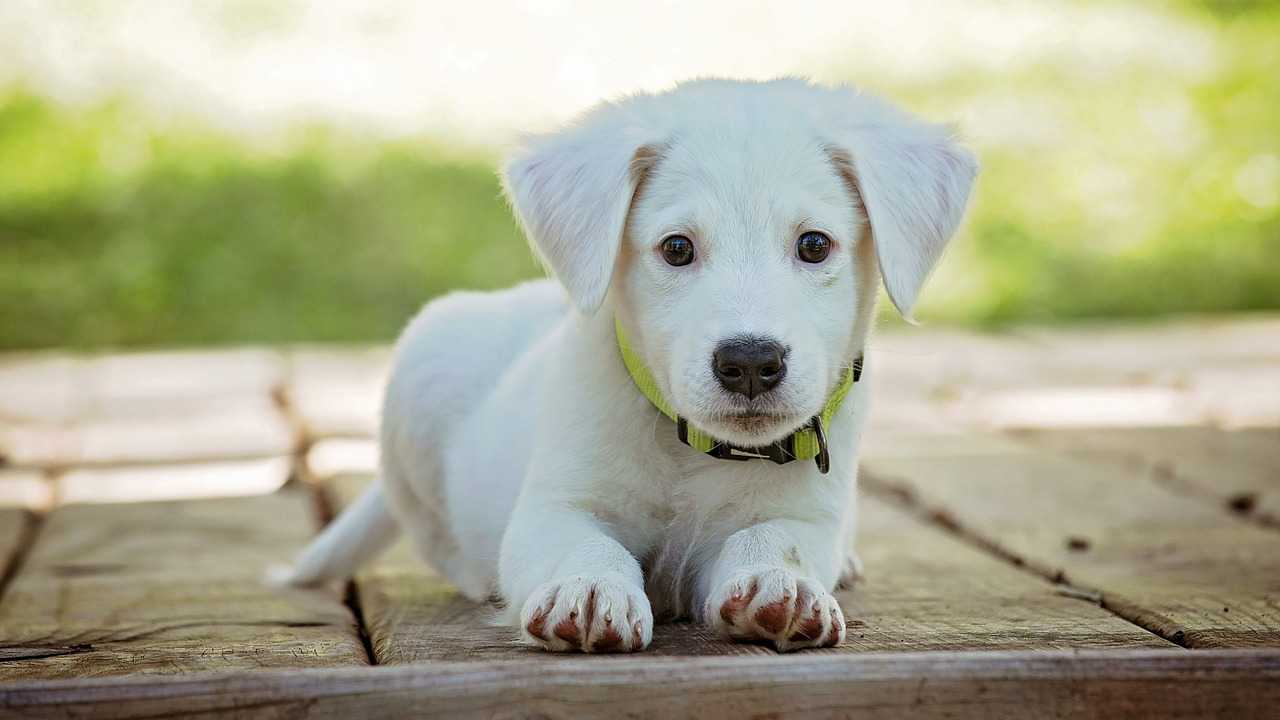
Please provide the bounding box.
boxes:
[278,366,383,668]
[305,471,379,666]
[276,365,383,668]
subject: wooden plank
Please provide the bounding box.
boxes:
[0,349,285,425]
[869,316,1280,434]
[866,342,1198,436]
[871,327,1054,391]
[861,429,1034,461]
[1188,366,1280,428]
[0,397,296,468]
[1012,427,1280,526]
[1,649,1277,719]
[286,348,389,439]
[0,348,293,469]
[962,386,1203,429]
[324,472,1166,661]
[865,329,1050,435]
[0,355,79,425]
[325,474,774,662]
[57,457,291,505]
[838,490,1169,652]
[305,438,378,481]
[79,349,285,419]
[0,470,54,511]
[862,432,1280,648]
[0,489,368,679]
[1019,315,1280,377]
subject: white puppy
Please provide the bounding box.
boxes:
[287,78,976,653]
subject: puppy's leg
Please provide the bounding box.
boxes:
[702,519,846,652]
[501,506,653,653]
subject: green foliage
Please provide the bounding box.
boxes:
[899,1,1280,324]
[1,2,1277,349]
[0,93,537,349]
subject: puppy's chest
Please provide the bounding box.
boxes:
[630,462,800,546]
[635,469,779,619]
[639,458,748,512]
[581,445,815,564]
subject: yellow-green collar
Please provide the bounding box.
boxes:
[615,318,861,473]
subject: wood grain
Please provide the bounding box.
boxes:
[1011,427,1280,526]
[323,471,1167,662]
[2,649,1277,719]
[837,490,1170,652]
[0,490,368,679]
[863,433,1280,648]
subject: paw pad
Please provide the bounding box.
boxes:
[519,576,653,653]
[708,570,847,652]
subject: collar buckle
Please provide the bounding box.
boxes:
[707,438,795,465]
[808,415,831,474]
[678,417,825,469]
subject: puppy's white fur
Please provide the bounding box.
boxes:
[287,78,976,653]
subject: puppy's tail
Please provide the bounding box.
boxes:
[275,480,400,587]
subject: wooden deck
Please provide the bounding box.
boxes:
[0,316,1277,718]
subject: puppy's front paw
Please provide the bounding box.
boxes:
[706,568,845,652]
[520,575,653,653]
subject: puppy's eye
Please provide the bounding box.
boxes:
[796,231,831,264]
[660,235,695,267]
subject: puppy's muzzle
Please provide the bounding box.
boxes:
[712,337,787,399]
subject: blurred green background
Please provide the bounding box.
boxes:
[1,1,1277,350]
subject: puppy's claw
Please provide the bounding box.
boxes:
[519,575,653,653]
[707,568,846,652]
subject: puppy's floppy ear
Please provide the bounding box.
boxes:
[826,92,978,319]
[502,108,661,314]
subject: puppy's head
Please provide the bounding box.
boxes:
[503,79,976,447]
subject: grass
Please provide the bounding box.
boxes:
[0,96,538,349]
[885,0,1280,325]
[1,1,1277,350]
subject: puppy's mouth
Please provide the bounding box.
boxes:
[724,409,787,422]
[702,407,808,445]
[672,380,820,447]
[722,412,789,434]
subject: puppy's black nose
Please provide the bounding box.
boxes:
[712,338,787,399]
